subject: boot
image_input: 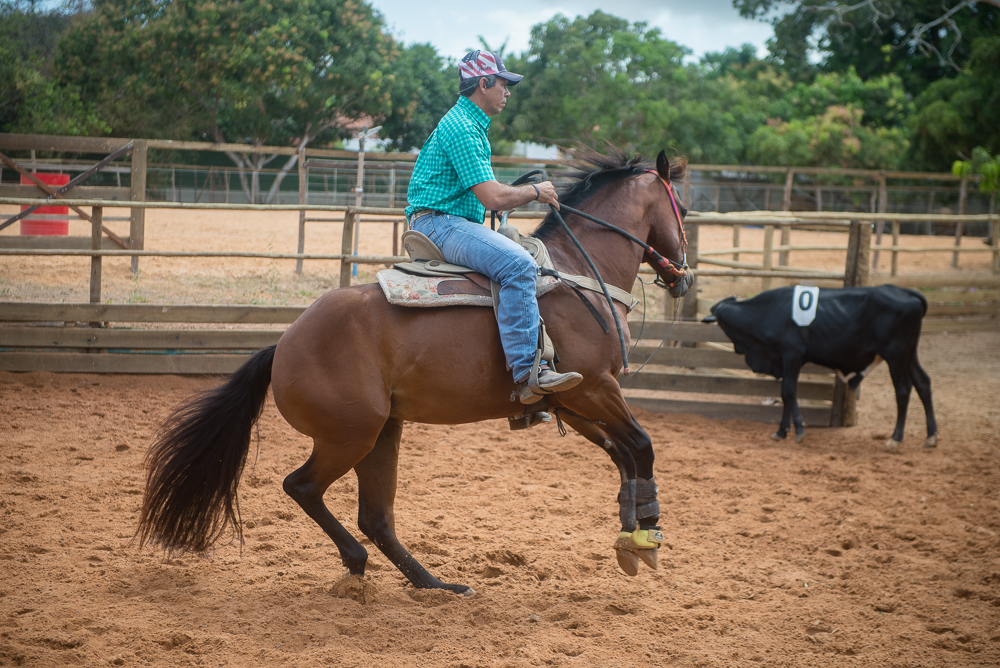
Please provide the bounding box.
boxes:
[518,366,583,404]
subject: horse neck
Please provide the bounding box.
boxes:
[545,179,654,292]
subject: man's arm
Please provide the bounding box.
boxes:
[471,180,560,211]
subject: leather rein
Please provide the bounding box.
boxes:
[544,168,691,375]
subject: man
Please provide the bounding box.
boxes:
[405,49,582,404]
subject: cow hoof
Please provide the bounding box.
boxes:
[616,549,640,577]
[770,431,786,441]
[883,439,901,452]
[924,434,938,449]
[795,432,806,443]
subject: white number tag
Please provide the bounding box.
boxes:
[792,285,820,326]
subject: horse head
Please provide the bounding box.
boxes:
[644,150,693,300]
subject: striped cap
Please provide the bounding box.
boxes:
[459,50,523,85]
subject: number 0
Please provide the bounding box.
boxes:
[798,291,813,310]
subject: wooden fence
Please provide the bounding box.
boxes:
[2,131,998,428]
[4,194,997,428]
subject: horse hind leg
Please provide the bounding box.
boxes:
[283,435,378,575]
[353,418,474,596]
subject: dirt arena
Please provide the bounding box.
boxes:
[1,207,999,666]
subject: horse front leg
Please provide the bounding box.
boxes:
[353,418,474,596]
[559,376,665,576]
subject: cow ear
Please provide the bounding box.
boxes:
[656,150,670,180]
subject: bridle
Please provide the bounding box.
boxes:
[644,169,690,290]
[543,167,692,374]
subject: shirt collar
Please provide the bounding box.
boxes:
[456,95,490,131]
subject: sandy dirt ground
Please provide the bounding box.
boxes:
[1,206,999,667]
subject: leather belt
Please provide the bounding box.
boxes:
[408,209,442,223]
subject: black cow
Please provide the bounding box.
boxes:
[703,285,938,451]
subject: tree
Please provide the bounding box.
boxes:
[495,12,691,156]
[56,0,396,202]
[953,147,1000,196]
[380,43,455,152]
[734,0,1000,94]
[1,0,107,135]
[909,36,1000,170]
[746,104,909,168]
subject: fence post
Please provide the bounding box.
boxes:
[779,169,794,266]
[891,219,900,276]
[389,168,396,208]
[296,145,306,276]
[680,171,698,318]
[90,206,103,305]
[871,171,887,271]
[832,219,873,427]
[129,139,147,275]
[952,176,967,268]
[340,211,356,288]
[731,225,740,265]
[991,211,999,274]
[761,224,774,291]
[680,222,699,322]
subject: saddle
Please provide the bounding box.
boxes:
[377,223,561,365]
[376,224,638,313]
[375,221,639,431]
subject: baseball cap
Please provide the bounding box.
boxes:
[459,50,524,85]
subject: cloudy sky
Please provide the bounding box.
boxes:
[369,0,774,62]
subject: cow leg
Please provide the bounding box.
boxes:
[884,357,915,452]
[909,355,939,448]
[774,362,805,443]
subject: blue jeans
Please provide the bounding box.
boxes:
[410,214,539,381]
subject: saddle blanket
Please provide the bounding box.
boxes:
[376,269,559,308]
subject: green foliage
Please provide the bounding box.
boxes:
[380,43,455,152]
[0,50,109,135]
[55,0,396,147]
[747,104,909,168]
[953,147,1000,195]
[734,0,1000,96]
[0,0,107,134]
[495,12,691,156]
[910,36,1000,171]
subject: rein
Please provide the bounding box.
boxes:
[545,169,691,375]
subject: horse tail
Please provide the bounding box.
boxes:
[137,345,276,554]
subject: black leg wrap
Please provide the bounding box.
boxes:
[635,476,659,523]
[617,479,637,532]
[635,500,660,520]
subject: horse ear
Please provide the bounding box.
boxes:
[656,150,670,180]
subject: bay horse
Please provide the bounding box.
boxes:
[138,148,691,595]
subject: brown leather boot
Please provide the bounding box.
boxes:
[518,368,583,404]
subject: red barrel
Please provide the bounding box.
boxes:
[20,173,70,235]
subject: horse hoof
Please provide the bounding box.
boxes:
[637,547,658,570]
[616,549,640,577]
[462,587,477,597]
[883,439,901,452]
[770,432,785,441]
[795,432,806,443]
[924,434,938,449]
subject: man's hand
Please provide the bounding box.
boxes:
[533,181,559,209]
[472,179,560,212]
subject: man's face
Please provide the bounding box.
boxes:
[480,78,511,116]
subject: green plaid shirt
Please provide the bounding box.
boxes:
[405,96,495,223]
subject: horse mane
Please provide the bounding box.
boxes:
[532,146,687,240]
